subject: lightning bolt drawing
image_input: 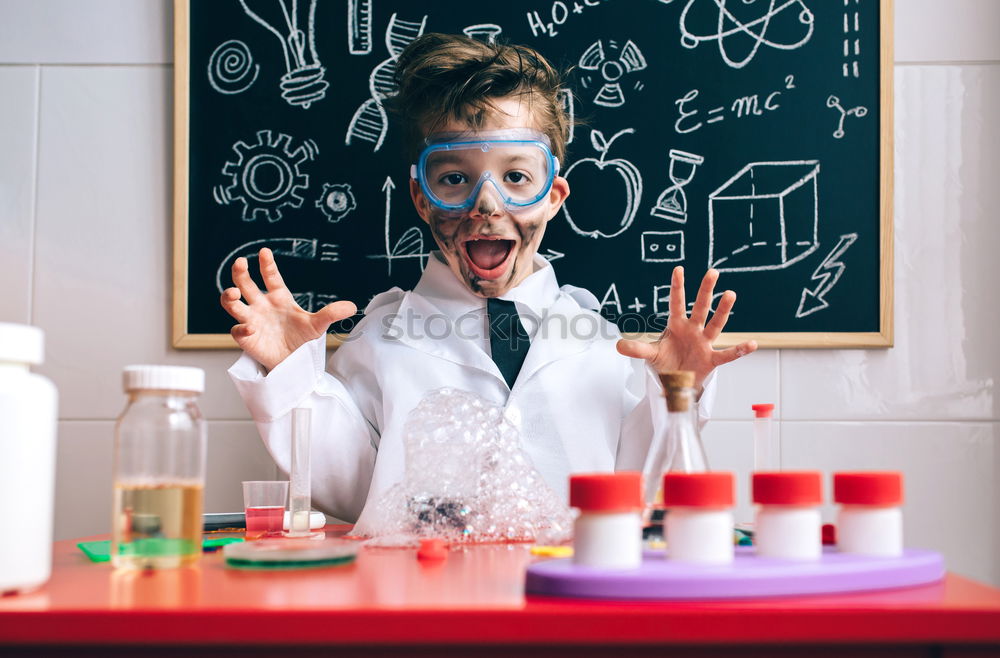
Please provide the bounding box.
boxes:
[795,233,858,318]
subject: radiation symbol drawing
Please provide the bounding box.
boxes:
[216,130,316,222]
[577,39,648,108]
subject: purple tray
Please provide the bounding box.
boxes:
[525,547,945,600]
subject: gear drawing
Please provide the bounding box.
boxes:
[315,182,357,222]
[220,130,313,222]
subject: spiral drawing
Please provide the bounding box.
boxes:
[207,40,260,95]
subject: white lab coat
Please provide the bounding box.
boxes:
[229,253,715,532]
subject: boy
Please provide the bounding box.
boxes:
[222,34,757,531]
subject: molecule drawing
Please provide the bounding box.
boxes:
[216,130,316,223]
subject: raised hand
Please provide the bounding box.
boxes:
[616,266,757,391]
[219,248,357,372]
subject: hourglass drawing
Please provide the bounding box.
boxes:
[650,149,705,223]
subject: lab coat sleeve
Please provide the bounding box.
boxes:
[228,335,378,522]
[615,361,717,471]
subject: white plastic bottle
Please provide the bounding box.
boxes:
[570,472,643,569]
[834,471,904,557]
[753,471,823,560]
[663,472,735,564]
[0,323,58,595]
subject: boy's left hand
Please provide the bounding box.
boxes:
[616,266,757,392]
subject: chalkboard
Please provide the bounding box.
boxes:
[173,0,893,349]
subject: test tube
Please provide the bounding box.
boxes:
[288,407,312,536]
[752,403,778,471]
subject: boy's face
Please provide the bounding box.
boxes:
[409,97,570,298]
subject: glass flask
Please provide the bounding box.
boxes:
[641,370,709,526]
[112,365,206,569]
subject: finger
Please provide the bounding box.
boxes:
[711,340,758,367]
[230,323,255,341]
[689,269,720,327]
[219,287,251,322]
[231,256,263,303]
[668,266,686,321]
[312,300,358,332]
[258,248,288,293]
[616,338,659,361]
[704,290,736,342]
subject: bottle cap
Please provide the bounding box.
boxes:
[123,365,205,393]
[833,472,903,506]
[753,471,823,505]
[660,371,696,412]
[569,472,643,512]
[659,370,695,391]
[751,403,775,418]
[662,472,734,508]
[0,322,44,365]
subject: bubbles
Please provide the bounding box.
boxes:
[358,388,573,545]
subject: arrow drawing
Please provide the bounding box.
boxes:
[367,175,429,275]
[795,233,858,318]
[542,249,565,262]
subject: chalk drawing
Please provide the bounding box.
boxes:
[215,130,315,222]
[842,0,861,78]
[577,39,648,108]
[708,160,820,272]
[348,0,373,55]
[600,283,623,315]
[463,23,503,44]
[346,12,427,152]
[650,149,704,223]
[826,95,868,139]
[641,230,686,263]
[216,237,340,312]
[562,129,643,239]
[679,0,814,69]
[366,176,429,275]
[315,183,357,222]
[207,40,259,95]
[237,0,329,109]
[558,88,576,145]
[796,233,858,317]
[674,74,795,134]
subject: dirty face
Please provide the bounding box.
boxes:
[409,97,570,298]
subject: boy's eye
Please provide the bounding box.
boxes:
[504,171,530,184]
[438,172,468,186]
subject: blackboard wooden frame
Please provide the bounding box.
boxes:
[172,0,894,350]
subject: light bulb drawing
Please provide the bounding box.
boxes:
[577,39,648,108]
[826,95,868,139]
[237,0,329,109]
[650,149,705,223]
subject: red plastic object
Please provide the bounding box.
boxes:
[834,472,904,506]
[751,403,775,418]
[662,472,734,508]
[417,538,448,561]
[569,472,642,512]
[822,523,837,545]
[753,472,823,505]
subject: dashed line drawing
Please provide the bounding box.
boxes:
[842,0,861,78]
[346,13,427,152]
[577,39,648,107]
[207,40,259,95]
[558,88,576,145]
[641,230,685,262]
[708,160,820,272]
[237,0,329,109]
[796,233,858,318]
[462,23,502,44]
[827,95,868,139]
[679,0,815,69]
[215,130,315,222]
[367,176,429,275]
[215,237,340,312]
[315,183,357,222]
[348,0,373,55]
[562,129,643,239]
[650,149,704,223]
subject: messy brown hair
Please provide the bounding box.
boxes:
[389,33,570,163]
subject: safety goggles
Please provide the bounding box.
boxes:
[410,129,560,213]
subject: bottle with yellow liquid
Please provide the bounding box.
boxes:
[112,365,206,569]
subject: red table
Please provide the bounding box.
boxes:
[2,528,999,657]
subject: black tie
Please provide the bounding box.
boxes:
[487,298,531,389]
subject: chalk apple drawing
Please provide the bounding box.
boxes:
[561,128,643,239]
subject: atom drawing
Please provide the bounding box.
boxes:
[678,0,815,69]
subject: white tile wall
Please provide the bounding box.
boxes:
[0,0,996,586]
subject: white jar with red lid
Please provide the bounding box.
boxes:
[570,472,643,569]
[834,472,904,557]
[753,471,823,560]
[663,472,735,564]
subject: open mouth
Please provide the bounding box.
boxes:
[464,237,515,280]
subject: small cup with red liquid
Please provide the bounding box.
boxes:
[242,480,288,540]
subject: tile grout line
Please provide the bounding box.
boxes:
[28,64,41,326]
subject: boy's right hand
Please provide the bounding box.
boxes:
[219,248,357,372]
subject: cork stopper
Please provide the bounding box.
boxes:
[659,370,696,412]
